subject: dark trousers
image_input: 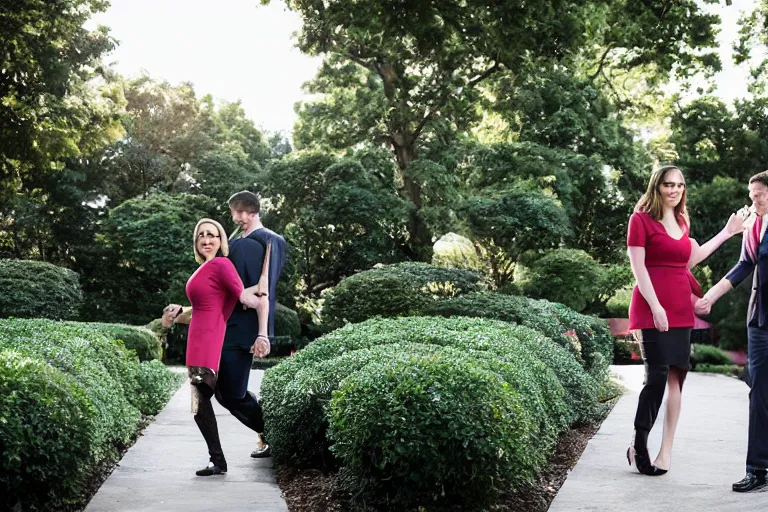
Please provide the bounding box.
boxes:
[193,381,226,470]
[746,327,768,472]
[634,363,670,433]
[215,347,265,433]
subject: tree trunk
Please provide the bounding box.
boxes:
[392,134,432,261]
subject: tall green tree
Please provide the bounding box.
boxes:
[277,0,599,258]
[0,0,119,193]
[279,0,725,258]
[262,148,411,298]
[80,192,221,323]
[463,188,572,287]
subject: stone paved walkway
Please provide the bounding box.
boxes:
[549,365,767,511]
[85,369,288,512]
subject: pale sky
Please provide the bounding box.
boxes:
[86,0,763,135]
[87,0,322,135]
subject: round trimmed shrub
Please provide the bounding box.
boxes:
[275,302,301,339]
[75,322,162,361]
[425,291,612,377]
[546,302,613,378]
[502,325,602,423]
[328,354,534,509]
[0,319,181,449]
[263,343,448,467]
[424,292,579,359]
[0,319,183,511]
[517,249,603,312]
[0,351,92,511]
[134,360,185,415]
[691,344,732,366]
[321,262,485,329]
[261,316,600,478]
[0,259,83,320]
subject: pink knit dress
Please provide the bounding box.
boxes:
[185,257,244,372]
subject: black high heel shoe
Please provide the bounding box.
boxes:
[627,430,666,476]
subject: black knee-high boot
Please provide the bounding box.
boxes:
[193,383,227,475]
[628,364,669,476]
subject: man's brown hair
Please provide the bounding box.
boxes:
[749,170,768,188]
[227,191,260,214]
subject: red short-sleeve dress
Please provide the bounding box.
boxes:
[185,257,244,373]
[627,211,697,368]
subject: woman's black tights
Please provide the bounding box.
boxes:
[192,378,227,471]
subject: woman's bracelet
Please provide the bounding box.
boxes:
[256,335,269,340]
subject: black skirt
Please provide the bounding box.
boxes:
[639,327,692,370]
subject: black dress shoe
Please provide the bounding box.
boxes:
[628,430,666,477]
[195,462,227,476]
[732,471,767,493]
[250,444,272,458]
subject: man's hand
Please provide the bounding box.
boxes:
[694,297,712,317]
[241,292,268,310]
[162,304,183,328]
[250,336,271,358]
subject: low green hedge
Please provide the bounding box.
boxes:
[328,354,535,509]
[321,262,485,329]
[694,363,744,378]
[0,259,83,320]
[691,344,732,366]
[424,291,611,377]
[73,322,162,361]
[261,316,603,508]
[0,318,183,511]
[0,351,92,511]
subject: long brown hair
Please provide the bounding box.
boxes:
[634,166,687,222]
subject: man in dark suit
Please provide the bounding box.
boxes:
[696,170,768,493]
[219,190,287,458]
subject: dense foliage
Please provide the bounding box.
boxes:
[321,262,485,329]
[0,259,83,320]
[0,318,183,511]
[261,315,603,508]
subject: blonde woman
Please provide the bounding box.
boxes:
[162,218,266,476]
[626,166,743,476]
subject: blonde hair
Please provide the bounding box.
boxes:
[634,165,687,222]
[192,218,230,264]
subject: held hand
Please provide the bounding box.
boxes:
[161,304,183,328]
[726,213,747,236]
[651,306,669,332]
[694,297,712,317]
[250,336,271,358]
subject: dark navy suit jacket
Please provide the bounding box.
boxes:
[223,228,286,350]
[726,219,768,328]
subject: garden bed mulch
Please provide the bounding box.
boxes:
[275,403,613,512]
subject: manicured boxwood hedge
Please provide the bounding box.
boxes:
[0,318,183,511]
[0,259,83,320]
[424,291,612,377]
[321,262,485,329]
[73,322,163,361]
[260,316,604,510]
[691,343,732,366]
